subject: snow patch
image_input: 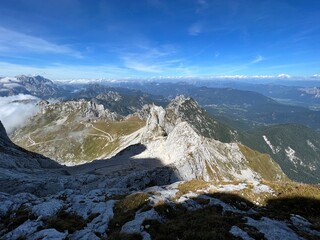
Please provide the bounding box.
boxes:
[307,140,317,151]
[252,181,273,194]
[263,135,280,154]
[217,183,247,192]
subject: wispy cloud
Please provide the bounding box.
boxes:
[122,57,163,73]
[119,43,181,74]
[0,61,130,79]
[265,61,320,70]
[251,55,264,64]
[188,22,203,36]
[0,27,82,58]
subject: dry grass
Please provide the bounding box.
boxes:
[238,144,288,181]
[108,192,151,237]
[2,207,36,233]
[12,116,145,163]
[176,179,210,198]
[46,210,87,234]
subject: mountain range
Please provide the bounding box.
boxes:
[1,75,320,239]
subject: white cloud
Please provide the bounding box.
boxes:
[251,55,264,64]
[119,43,180,74]
[0,27,82,58]
[277,73,291,78]
[0,94,39,134]
[188,23,202,36]
[122,57,163,73]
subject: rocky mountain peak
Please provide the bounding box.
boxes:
[83,100,120,120]
[0,75,60,97]
[170,94,190,105]
[142,105,168,141]
[37,100,50,113]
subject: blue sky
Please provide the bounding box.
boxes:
[0,0,319,79]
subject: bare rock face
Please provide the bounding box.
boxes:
[37,100,50,114]
[130,101,287,183]
[142,105,168,141]
[39,100,121,122]
[141,97,186,142]
[84,101,119,120]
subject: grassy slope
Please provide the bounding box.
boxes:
[11,105,145,164]
[238,144,289,182]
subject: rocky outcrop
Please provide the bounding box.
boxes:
[84,100,120,120]
[120,102,287,182]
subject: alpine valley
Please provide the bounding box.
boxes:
[1,75,320,240]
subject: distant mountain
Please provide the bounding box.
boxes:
[240,124,320,184]
[68,84,168,116]
[0,75,63,98]
[121,82,320,130]
[210,82,320,110]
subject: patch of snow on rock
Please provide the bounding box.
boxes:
[217,183,247,192]
[307,140,317,151]
[285,147,301,167]
[146,187,179,205]
[252,181,273,194]
[263,135,280,154]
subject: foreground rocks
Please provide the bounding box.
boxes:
[1,180,320,239]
